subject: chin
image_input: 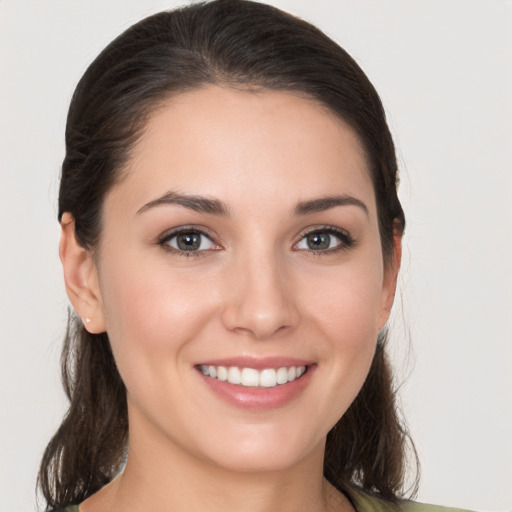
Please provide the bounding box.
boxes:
[188,422,326,474]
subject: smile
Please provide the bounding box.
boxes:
[198,364,307,388]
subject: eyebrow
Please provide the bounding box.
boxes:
[137,191,368,217]
[137,191,229,216]
[293,195,369,217]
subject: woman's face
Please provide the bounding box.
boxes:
[89,86,398,472]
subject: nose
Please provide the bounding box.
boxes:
[220,252,299,340]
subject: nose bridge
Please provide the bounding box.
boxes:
[221,243,298,339]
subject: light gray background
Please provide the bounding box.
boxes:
[1,1,511,511]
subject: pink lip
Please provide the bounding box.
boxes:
[195,359,316,411]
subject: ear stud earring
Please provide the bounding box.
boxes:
[85,317,91,324]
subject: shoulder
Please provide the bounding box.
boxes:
[349,489,474,512]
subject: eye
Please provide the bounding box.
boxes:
[161,229,217,253]
[294,228,353,252]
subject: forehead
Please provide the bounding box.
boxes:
[111,85,375,216]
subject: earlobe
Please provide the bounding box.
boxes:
[378,227,402,330]
[59,213,106,334]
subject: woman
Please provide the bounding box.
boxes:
[38,1,470,511]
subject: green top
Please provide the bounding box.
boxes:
[56,489,473,512]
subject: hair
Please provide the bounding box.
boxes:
[38,0,417,509]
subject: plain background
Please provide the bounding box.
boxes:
[1,1,511,511]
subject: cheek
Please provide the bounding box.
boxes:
[97,255,216,372]
[306,256,385,343]
[301,258,384,415]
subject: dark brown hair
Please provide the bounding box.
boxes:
[39,0,416,509]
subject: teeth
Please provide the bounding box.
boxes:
[199,364,307,388]
[228,366,241,385]
[217,366,228,381]
[276,367,288,384]
[241,368,259,387]
[259,369,277,387]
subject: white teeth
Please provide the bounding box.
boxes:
[199,364,308,387]
[259,369,277,387]
[241,368,259,387]
[217,366,228,381]
[276,367,289,384]
[227,366,241,385]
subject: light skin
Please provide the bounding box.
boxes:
[60,85,401,512]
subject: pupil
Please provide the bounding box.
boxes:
[307,232,330,250]
[177,233,200,251]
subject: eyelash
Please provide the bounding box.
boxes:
[158,225,355,257]
[293,226,355,255]
[158,227,221,258]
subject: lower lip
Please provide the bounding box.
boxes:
[197,366,315,410]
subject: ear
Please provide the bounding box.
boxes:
[59,213,106,334]
[377,224,402,330]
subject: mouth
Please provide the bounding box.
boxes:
[197,364,308,388]
[195,358,315,410]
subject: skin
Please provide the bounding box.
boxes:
[60,85,401,512]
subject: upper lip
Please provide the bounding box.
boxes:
[196,356,314,370]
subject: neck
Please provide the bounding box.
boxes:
[116,438,346,512]
[81,409,352,512]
